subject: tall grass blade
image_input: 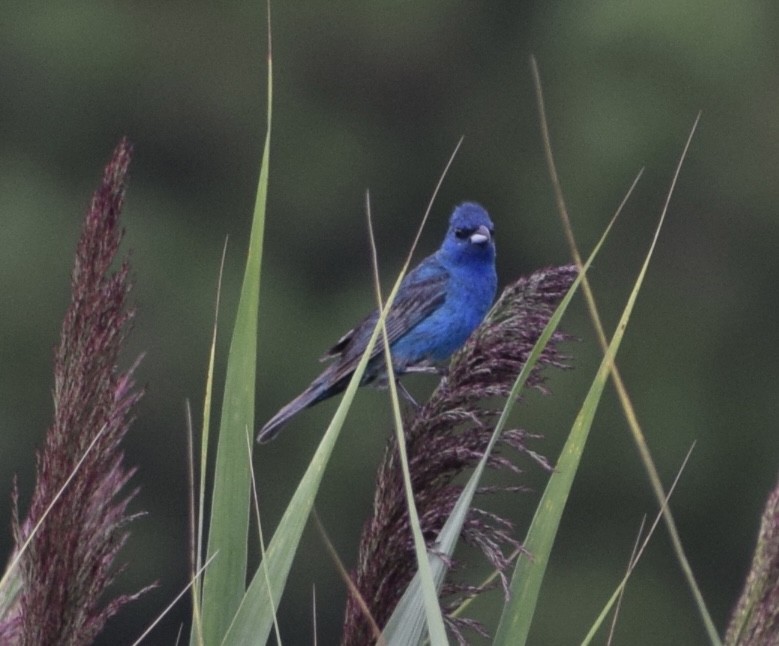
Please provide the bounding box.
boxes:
[493,178,673,646]
[197,20,273,645]
[581,444,695,645]
[222,275,407,644]
[191,239,229,646]
[531,59,717,642]
[246,425,282,645]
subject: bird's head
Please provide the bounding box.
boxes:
[440,202,496,266]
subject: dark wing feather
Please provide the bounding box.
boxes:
[321,327,356,360]
[319,265,449,382]
[376,272,448,353]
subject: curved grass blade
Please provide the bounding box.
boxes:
[493,174,674,646]
[581,444,695,645]
[221,251,418,645]
[531,59,717,642]
[190,238,229,646]
[196,16,273,645]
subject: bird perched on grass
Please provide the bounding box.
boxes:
[257,202,497,443]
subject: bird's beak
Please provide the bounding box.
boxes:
[470,225,491,245]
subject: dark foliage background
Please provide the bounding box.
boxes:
[1,2,777,644]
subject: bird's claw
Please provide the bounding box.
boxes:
[396,380,420,408]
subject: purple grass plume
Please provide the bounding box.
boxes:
[0,139,152,645]
[341,264,577,645]
[725,472,779,645]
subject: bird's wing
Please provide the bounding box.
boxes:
[377,270,449,350]
[320,258,449,368]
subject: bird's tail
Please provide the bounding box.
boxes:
[256,370,342,443]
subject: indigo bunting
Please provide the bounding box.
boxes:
[257,202,497,442]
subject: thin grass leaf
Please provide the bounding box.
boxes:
[353,146,465,646]
[196,25,273,645]
[0,422,109,602]
[222,267,412,644]
[531,59,718,643]
[246,426,282,645]
[134,554,217,646]
[191,239,229,646]
[493,168,676,646]
[313,510,384,644]
[581,444,695,645]
[606,516,646,646]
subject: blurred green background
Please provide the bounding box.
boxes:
[2,1,778,644]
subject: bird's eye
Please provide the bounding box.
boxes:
[454,227,470,240]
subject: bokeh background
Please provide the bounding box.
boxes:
[2,2,778,644]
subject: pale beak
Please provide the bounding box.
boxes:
[470,225,491,245]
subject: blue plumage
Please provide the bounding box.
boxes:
[257,202,497,442]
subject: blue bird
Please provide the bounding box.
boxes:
[257,202,497,443]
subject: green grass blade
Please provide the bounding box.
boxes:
[197,35,272,646]
[493,197,671,646]
[221,386,362,645]
[581,444,694,645]
[221,261,413,645]
[492,299,617,644]
[531,62,715,643]
[190,239,229,646]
